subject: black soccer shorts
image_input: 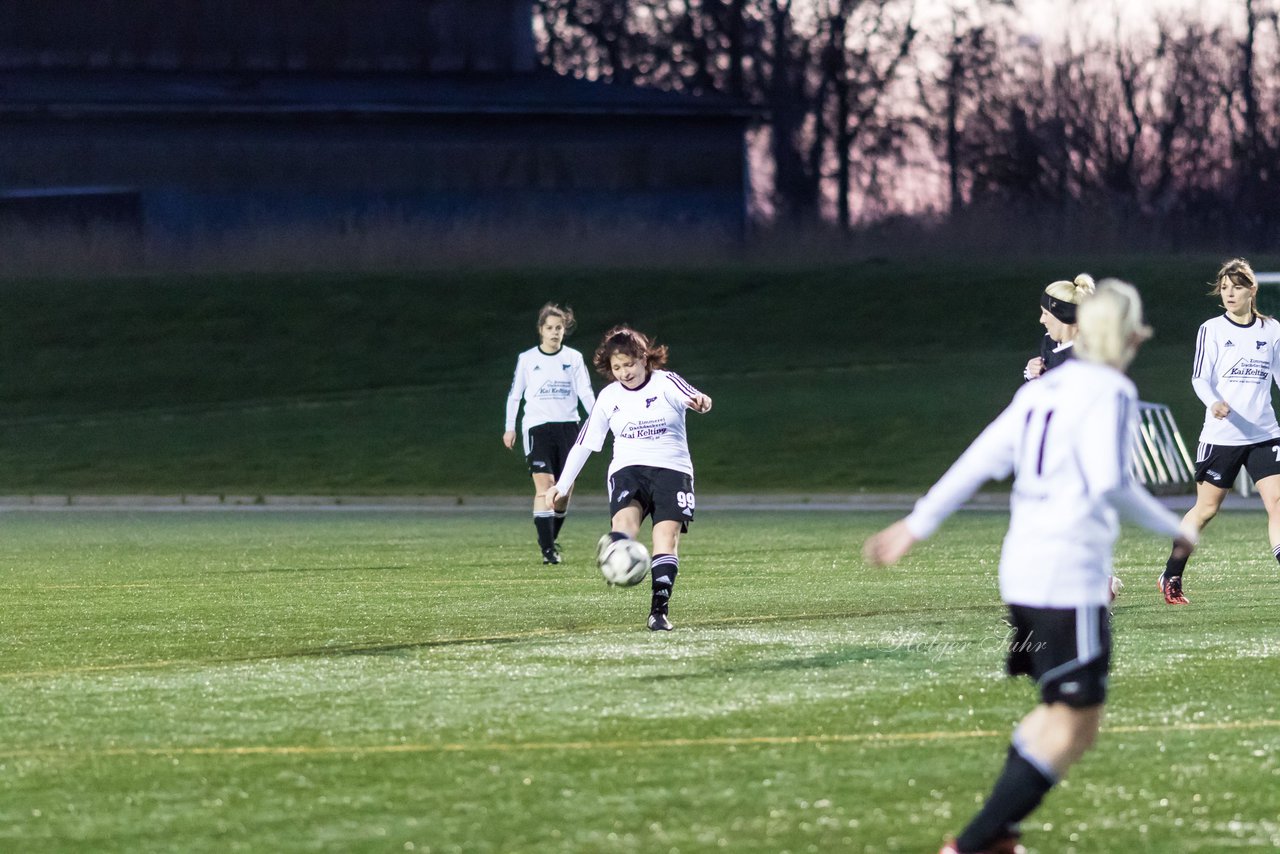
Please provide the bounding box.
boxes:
[1194,438,1280,488]
[525,422,579,477]
[607,465,695,532]
[1005,604,1110,708]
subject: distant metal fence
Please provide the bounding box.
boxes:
[1132,402,1195,494]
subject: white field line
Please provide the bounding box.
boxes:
[0,494,1231,513]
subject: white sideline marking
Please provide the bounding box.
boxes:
[0,494,1256,512]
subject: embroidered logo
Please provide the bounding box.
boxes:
[645,396,658,408]
[1225,340,1235,347]
[1207,469,1222,481]
[563,363,572,370]
[1258,341,1268,350]
[611,405,620,414]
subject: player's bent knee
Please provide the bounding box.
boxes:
[1195,503,1221,524]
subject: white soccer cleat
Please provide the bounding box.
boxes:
[1109,575,1124,602]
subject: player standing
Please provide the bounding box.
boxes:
[545,326,712,631]
[1159,258,1280,604]
[1023,274,1095,380]
[865,280,1197,854]
[503,303,596,565]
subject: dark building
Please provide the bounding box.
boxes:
[0,0,750,261]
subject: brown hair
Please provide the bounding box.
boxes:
[591,325,669,379]
[1208,258,1270,322]
[537,302,576,335]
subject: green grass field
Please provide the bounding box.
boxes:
[2,508,1277,852]
[5,255,1279,494]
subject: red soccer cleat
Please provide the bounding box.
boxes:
[1159,574,1190,605]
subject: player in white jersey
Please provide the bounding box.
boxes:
[1023,274,1095,381]
[865,281,1197,854]
[503,303,596,565]
[1159,258,1280,604]
[545,326,712,631]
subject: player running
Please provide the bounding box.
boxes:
[865,280,1197,854]
[545,325,712,631]
[503,303,596,565]
[1159,258,1280,604]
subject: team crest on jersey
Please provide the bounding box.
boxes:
[1258,341,1268,350]
[563,363,572,370]
[645,396,657,408]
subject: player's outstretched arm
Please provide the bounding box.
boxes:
[863,519,918,566]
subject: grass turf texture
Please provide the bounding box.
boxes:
[1,509,1277,852]
[4,254,1279,494]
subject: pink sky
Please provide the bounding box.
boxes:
[1016,0,1230,38]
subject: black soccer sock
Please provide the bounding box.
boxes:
[1163,543,1190,580]
[533,512,555,553]
[650,554,679,614]
[553,510,567,540]
[954,744,1056,853]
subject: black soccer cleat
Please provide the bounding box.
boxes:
[647,611,673,632]
[542,547,562,565]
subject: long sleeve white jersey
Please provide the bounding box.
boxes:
[1191,314,1280,446]
[553,370,702,493]
[904,359,1187,608]
[504,345,596,454]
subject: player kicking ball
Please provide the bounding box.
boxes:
[545,325,711,631]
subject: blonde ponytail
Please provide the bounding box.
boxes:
[1076,279,1152,371]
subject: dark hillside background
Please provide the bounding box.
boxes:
[2,256,1269,494]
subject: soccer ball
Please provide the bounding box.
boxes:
[598,538,651,587]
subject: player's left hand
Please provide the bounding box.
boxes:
[863,520,918,566]
[690,394,713,413]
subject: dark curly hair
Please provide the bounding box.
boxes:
[591,325,669,380]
